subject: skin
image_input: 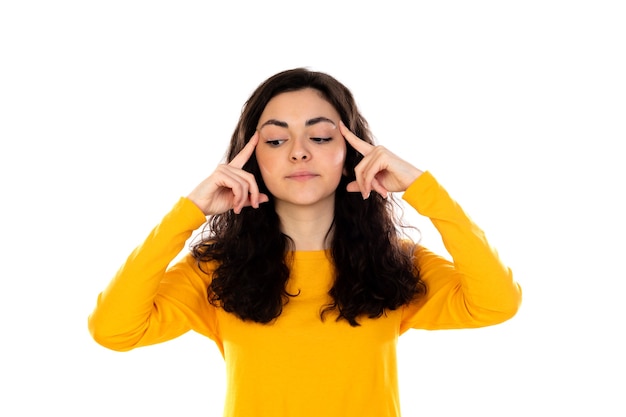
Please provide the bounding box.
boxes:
[254,89,347,249]
[340,121,424,199]
[187,88,424,250]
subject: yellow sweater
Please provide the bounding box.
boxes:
[88,171,521,417]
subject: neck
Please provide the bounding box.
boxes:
[274,201,335,251]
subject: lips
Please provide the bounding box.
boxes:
[286,171,319,180]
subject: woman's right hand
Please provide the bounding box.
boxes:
[187,132,269,215]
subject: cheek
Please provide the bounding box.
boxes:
[331,145,347,170]
[255,150,274,182]
[326,146,347,181]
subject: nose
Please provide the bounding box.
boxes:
[290,138,310,161]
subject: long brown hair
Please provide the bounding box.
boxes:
[192,68,426,326]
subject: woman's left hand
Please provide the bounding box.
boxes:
[340,122,423,199]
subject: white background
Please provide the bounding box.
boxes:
[1,1,624,416]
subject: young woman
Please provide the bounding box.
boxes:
[88,68,522,417]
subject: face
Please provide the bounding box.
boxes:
[255,88,347,211]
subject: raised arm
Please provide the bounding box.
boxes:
[339,122,521,331]
[88,133,269,351]
[400,172,522,331]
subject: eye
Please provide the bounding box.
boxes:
[265,139,287,146]
[310,137,333,143]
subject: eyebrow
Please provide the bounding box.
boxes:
[259,116,336,130]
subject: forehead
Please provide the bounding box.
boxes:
[259,88,340,124]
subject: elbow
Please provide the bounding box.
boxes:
[483,283,523,326]
[87,315,136,353]
[491,300,521,325]
[89,332,134,353]
[504,282,523,320]
[465,282,522,328]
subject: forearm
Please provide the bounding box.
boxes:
[404,172,521,325]
[88,197,207,350]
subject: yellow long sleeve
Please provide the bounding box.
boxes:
[88,171,521,416]
[400,171,521,331]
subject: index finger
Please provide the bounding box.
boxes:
[340,121,374,155]
[229,132,259,169]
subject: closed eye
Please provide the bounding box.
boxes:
[265,139,287,146]
[310,137,332,143]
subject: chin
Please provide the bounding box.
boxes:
[276,193,336,208]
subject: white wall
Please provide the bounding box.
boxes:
[1,1,624,415]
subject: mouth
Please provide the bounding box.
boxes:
[286,171,319,181]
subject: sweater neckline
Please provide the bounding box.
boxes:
[289,249,331,261]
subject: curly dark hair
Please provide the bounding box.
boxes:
[191,68,426,326]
